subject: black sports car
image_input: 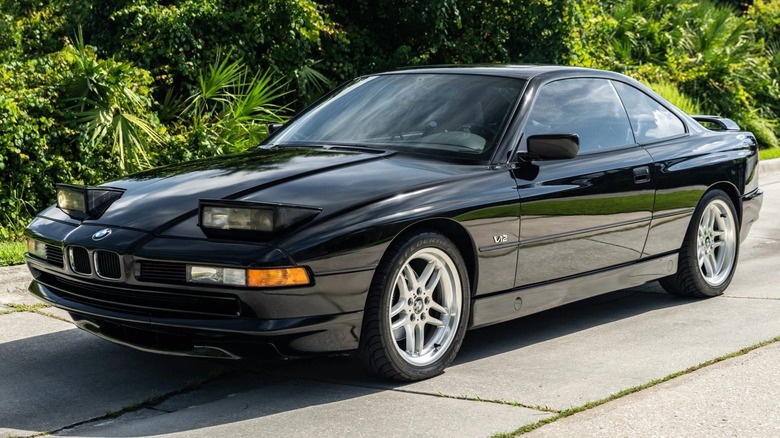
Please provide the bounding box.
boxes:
[25,66,763,381]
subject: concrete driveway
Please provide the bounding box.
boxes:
[2,167,779,437]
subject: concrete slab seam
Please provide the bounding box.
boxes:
[52,367,235,436]
[268,372,561,415]
[494,334,780,437]
[391,388,561,414]
[721,295,780,301]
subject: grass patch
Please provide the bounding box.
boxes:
[0,303,50,316]
[0,240,25,267]
[760,147,780,161]
[493,335,780,437]
[433,392,560,413]
[0,302,75,323]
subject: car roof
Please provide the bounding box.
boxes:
[380,65,619,81]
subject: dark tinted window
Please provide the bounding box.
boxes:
[524,78,634,153]
[271,74,525,160]
[612,81,686,143]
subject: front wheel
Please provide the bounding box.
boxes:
[660,190,739,297]
[358,232,470,381]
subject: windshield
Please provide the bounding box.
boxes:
[268,73,526,160]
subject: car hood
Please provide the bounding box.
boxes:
[47,147,477,234]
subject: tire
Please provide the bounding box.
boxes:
[358,231,470,381]
[660,189,739,297]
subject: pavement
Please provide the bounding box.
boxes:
[1,160,778,437]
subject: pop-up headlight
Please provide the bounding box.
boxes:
[56,184,124,220]
[201,205,275,232]
[199,200,320,239]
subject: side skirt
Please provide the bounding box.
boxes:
[470,253,678,329]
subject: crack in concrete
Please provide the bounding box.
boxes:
[51,368,235,436]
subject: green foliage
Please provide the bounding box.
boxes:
[0,53,88,239]
[183,51,290,155]
[321,0,578,81]
[0,0,67,61]
[0,240,25,267]
[569,0,780,149]
[294,61,334,107]
[760,146,780,161]
[66,0,338,107]
[63,29,162,173]
[647,80,703,115]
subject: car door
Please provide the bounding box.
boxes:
[513,77,656,287]
[609,80,692,257]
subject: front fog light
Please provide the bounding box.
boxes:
[26,238,47,259]
[186,265,312,288]
[187,265,247,286]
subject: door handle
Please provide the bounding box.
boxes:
[633,166,651,184]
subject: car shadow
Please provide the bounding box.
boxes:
[235,282,701,386]
[2,282,702,436]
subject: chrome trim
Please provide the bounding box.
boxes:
[93,250,123,282]
[67,246,92,277]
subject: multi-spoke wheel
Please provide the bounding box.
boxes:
[660,190,739,297]
[359,232,470,381]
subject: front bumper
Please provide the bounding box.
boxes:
[27,263,368,359]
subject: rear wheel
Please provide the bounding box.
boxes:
[660,190,739,297]
[359,232,470,381]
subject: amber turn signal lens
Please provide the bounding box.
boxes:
[247,267,310,287]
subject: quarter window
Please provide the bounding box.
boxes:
[612,81,686,143]
[524,78,634,153]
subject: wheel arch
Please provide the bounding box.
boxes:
[381,218,479,298]
[706,181,742,224]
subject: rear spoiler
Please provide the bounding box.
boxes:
[691,115,741,131]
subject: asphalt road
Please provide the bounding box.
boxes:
[2,166,779,437]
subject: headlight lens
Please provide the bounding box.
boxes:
[26,238,47,259]
[56,185,87,215]
[56,184,124,220]
[201,206,275,231]
[199,200,320,238]
[186,265,311,288]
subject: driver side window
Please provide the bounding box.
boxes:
[524,79,635,154]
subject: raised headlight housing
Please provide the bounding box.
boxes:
[198,200,320,239]
[56,184,124,220]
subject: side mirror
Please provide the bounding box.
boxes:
[519,134,579,161]
[267,123,284,136]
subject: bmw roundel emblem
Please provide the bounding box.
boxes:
[92,228,112,241]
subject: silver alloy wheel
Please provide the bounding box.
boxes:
[388,247,462,366]
[697,199,737,286]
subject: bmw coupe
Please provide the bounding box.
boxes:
[25,66,763,381]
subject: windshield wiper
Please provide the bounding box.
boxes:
[267,142,388,154]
